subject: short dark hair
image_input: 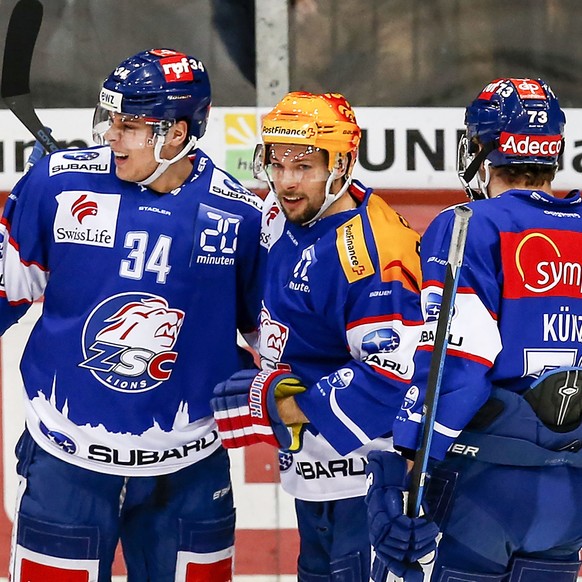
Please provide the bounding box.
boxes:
[494,164,556,188]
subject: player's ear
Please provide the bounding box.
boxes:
[334,153,348,178]
[167,120,189,147]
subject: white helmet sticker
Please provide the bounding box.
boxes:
[99,87,123,112]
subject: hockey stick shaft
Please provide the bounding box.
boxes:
[1,0,60,153]
[407,204,472,517]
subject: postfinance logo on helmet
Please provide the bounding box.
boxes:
[260,91,361,173]
[262,125,317,140]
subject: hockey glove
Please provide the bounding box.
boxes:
[365,450,440,582]
[24,127,52,174]
[211,368,307,451]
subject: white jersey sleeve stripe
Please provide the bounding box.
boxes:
[2,237,48,304]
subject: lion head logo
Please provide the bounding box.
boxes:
[81,293,186,392]
[96,297,184,353]
[258,304,289,368]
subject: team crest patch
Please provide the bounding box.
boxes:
[327,368,354,389]
[258,304,290,367]
[80,292,185,393]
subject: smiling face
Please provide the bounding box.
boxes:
[267,144,332,224]
[102,113,160,183]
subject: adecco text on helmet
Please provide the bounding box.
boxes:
[499,132,563,157]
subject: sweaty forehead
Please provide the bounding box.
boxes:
[269,144,323,163]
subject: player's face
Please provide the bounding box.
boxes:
[103,113,159,183]
[268,144,330,224]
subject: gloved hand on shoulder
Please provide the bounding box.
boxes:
[365,450,440,582]
[211,367,307,451]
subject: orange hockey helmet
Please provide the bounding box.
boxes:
[258,91,361,172]
[254,91,361,224]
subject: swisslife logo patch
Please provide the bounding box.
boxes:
[502,229,582,298]
[54,190,121,248]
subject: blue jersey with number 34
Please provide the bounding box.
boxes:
[0,145,264,476]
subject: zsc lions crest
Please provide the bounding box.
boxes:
[80,292,185,393]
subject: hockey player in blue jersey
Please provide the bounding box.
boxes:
[211,91,424,581]
[4,49,264,581]
[365,78,582,582]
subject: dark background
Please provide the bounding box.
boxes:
[0,0,579,109]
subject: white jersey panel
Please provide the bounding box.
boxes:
[278,432,394,502]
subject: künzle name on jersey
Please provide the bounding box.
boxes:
[49,148,111,176]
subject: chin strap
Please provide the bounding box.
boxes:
[458,139,498,200]
[301,169,352,226]
[301,152,354,226]
[137,135,198,187]
[261,153,353,227]
[475,159,493,199]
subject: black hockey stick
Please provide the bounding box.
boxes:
[407,204,473,517]
[1,0,59,153]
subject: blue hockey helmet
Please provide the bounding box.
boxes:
[458,78,565,199]
[95,48,211,141]
[93,49,211,186]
